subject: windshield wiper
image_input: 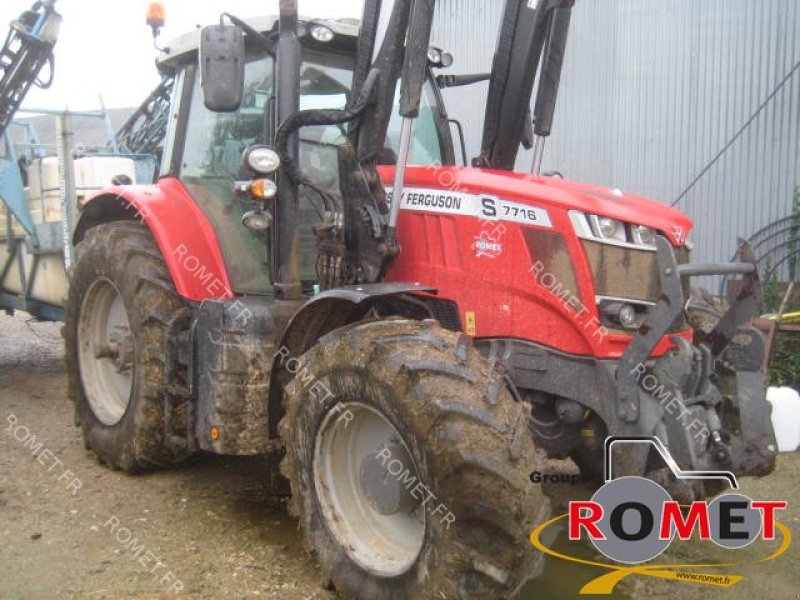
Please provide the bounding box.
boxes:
[221,13,276,55]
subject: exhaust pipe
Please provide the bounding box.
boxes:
[274,0,302,299]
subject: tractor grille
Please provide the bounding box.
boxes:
[583,241,661,302]
[582,241,692,332]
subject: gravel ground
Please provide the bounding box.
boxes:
[0,313,330,599]
[0,311,798,600]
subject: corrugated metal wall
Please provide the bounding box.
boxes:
[432,0,800,270]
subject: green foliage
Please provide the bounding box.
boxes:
[762,186,800,389]
[769,334,800,388]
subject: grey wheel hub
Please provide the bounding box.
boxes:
[359,440,418,516]
[314,402,426,576]
[77,278,133,426]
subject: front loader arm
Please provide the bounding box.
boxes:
[476,0,574,171]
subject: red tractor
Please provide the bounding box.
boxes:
[66,1,776,598]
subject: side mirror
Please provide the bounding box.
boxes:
[199,24,245,112]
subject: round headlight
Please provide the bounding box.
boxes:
[242,209,272,231]
[245,146,281,175]
[618,304,638,329]
[595,216,626,242]
[310,25,334,43]
[440,52,454,68]
[632,225,657,249]
[427,47,442,64]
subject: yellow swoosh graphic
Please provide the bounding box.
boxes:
[529,513,792,595]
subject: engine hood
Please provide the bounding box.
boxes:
[380,166,693,247]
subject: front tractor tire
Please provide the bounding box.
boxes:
[279,320,550,599]
[66,222,192,472]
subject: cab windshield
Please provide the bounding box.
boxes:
[178,46,446,294]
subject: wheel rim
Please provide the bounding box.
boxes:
[314,402,426,576]
[77,278,134,426]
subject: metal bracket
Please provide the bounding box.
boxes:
[616,236,684,423]
[0,156,36,236]
[616,237,763,424]
[25,222,63,254]
[704,241,761,356]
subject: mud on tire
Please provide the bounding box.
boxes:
[65,222,192,472]
[279,319,550,599]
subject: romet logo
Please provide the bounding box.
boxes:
[530,436,791,595]
[472,231,503,258]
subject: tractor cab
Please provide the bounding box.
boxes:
[154,16,453,296]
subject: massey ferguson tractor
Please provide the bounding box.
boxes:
[65,1,777,598]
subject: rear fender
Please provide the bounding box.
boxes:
[74,178,233,302]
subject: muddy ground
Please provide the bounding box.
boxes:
[1,312,798,599]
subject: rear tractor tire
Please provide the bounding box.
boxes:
[279,319,550,599]
[66,222,193,472]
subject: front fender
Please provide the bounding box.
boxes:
[277,283,438,360]
[75,178,233,302]
[267,283,437,437]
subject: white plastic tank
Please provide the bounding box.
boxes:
[75,156,136,205]
[28,252,69,306]
[0,188,34,235]
[26,155,138,220]
[767,386,800,453]
[1,155,134,310]
[27,156,62,224]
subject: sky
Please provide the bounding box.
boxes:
[1,0,365,111]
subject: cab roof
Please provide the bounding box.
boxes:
[158,15,360,69]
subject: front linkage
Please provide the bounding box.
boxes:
[612,237,775,498]
[482,237,776,502]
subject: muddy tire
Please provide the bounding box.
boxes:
[66,222,193,472]
[569,446,605,485]
[279,319,550,599]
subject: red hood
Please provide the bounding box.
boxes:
[379,165,693,246]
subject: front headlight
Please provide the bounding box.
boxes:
[569,211,659,251]
[310,25,334,43]
[243,145,281,175]
[591,215,627,243]
[427,46,454,68]
[242,209,273,231]
[631,225,657,249]
[597,297,652,330]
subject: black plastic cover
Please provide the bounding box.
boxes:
[399,0,436,118]
[533,5,572,137]
[199,24,245,112]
